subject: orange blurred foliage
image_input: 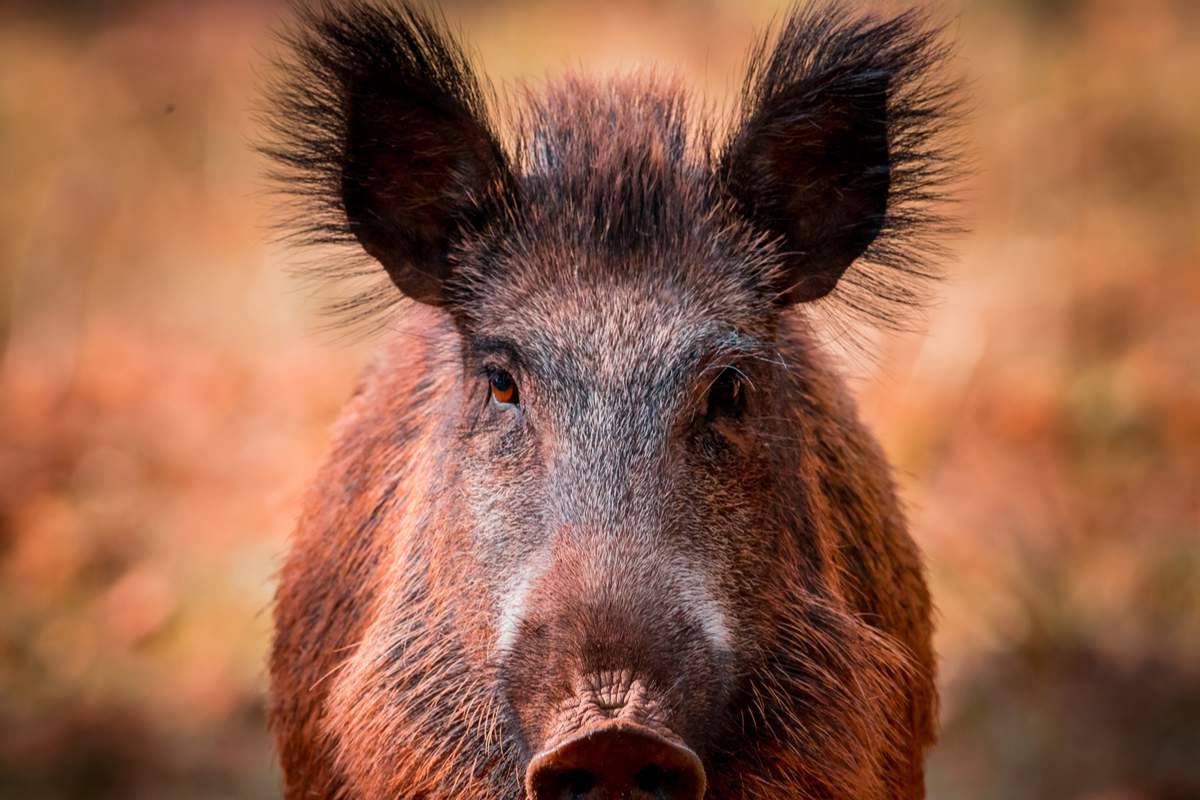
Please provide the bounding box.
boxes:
[1,1,1197,798]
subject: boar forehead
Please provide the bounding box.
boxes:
[457,76,780,397]
[454,78,781,465]
[472,279,770,423]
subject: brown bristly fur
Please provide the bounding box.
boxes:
[265,2,957,798]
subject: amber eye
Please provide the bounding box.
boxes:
[489,369,518,406]
[706,368,746,419]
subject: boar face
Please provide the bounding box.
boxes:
[458,216,777,760]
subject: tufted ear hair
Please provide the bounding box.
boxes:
[720,4,958,307]
[264,2,512,306]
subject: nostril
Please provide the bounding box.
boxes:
[634,764,671,794]
[526,722,706,800]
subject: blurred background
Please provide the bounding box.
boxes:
[1,0,1197,798]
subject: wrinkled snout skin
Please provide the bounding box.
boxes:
[266,4,954,799]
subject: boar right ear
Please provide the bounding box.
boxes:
[719,5,958,310]
[265,3,512,306]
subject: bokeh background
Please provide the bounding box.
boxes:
[1,0,1197,798]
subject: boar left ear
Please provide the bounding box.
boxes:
[720,6,956,307]
[264,2,513,308]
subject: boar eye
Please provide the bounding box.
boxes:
[707,368,746,419]
[488,369,518,407]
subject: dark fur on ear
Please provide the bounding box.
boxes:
[720,3,962,326]
[262,2,959,334]
[260,1,513,316]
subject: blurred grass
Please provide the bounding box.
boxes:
[1,1,1197,798]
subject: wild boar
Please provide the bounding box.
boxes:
[263,2,959,798]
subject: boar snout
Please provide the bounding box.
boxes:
[526,720,706,800]
[500,535,733,790]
